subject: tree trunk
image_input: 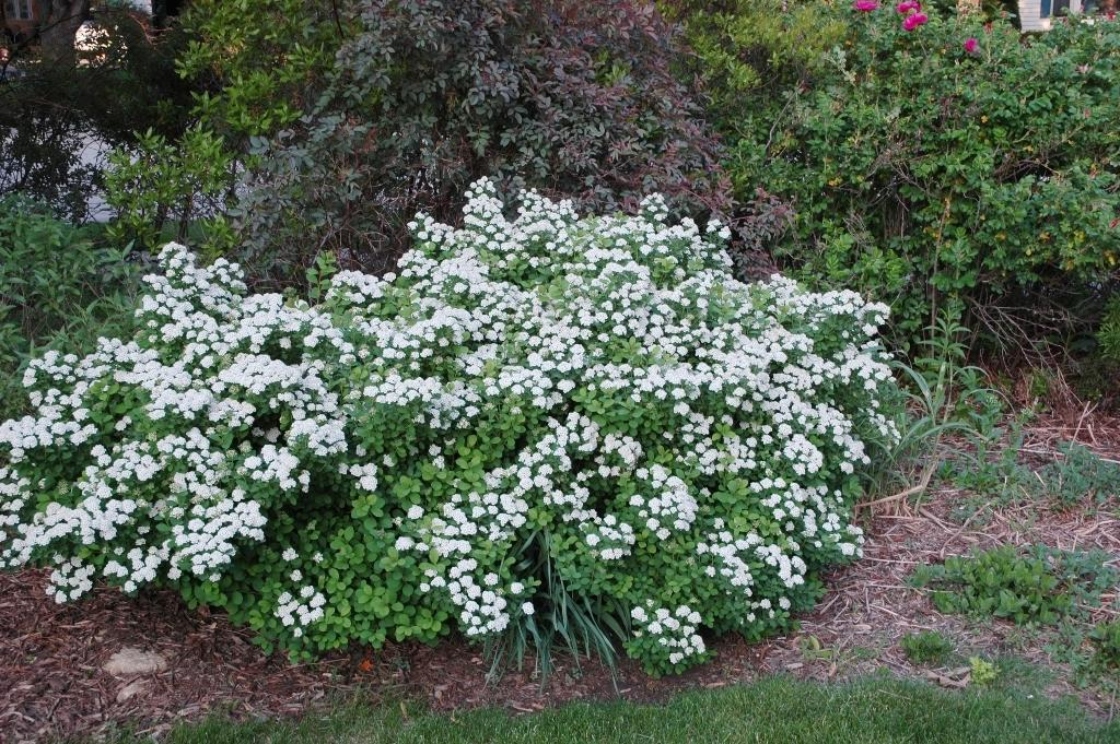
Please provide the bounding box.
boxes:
[36,0,89,60]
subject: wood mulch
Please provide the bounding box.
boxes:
[1,413,1118,743]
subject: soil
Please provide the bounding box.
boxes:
[2,414,1118,743]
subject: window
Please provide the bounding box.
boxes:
[5,0,34,21]
[1040,0,1072,17]
[1041,0,1109,16]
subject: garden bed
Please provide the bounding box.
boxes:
[2,413,1117,742]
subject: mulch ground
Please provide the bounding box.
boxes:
[2,413,1118,743]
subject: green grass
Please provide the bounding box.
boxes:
[100,676,1119,744]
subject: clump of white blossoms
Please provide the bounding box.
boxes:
[0,179,899,673]
[0,245,350,649]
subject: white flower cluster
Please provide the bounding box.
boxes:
[0,245,345,622]
[629,465,697,541]
[420,560,512,637]
[274,582,327,638]
[630,603,707,668]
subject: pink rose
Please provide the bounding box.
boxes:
[853,0,879,10]
[963,37,979,54]
[896,1,921,13]
[902,12,928,30]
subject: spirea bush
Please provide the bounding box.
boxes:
[0,180,899,675]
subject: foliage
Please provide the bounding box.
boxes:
[0,182,900,675]
[694,4,1120,349]
[176,0,731,283]
[176,0,348,140]
[1098,294,1120,362]
[911,544,1118,625]
[969,656,999,686]
[104,127,236,254]
[924,0,1021,26]
[862,312,1002,509]
[659,0,849,123]
[1034,441,1120,508]
[900,630,956,665]
[0,197,140,420]
[940,426,1037,509]
[1087,620,1120,671]
[945,435,1120,512]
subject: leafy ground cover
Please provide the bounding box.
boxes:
[1,413,1117,742]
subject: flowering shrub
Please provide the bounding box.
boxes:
[0,181,899,675]
[699,4,1120,349]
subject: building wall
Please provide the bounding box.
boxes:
[1020,0,1109,30]
[1019,0,1049,30]
[4,0,41,40]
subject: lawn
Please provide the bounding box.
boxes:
[121,676,1119,744]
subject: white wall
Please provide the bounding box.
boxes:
[1019,1,1049,31]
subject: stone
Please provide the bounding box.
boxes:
[103,648,168,677]
[116,679,150,703]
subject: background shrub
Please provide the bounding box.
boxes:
[154,0,731,285]
[683,5,1120,352]
[0,183,900,675]
[0,197,140,420]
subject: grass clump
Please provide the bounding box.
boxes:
[900,630,956,666]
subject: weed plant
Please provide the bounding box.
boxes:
[1035,443,1120,509]
[910,545,1118,626]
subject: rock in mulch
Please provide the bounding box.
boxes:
[115,679,151,703]
[103,647,168,677]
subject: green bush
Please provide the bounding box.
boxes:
[700,5,1120,348]
[104,127,236,255]
[0,198,140,420]
[0,182,900,676]
[659,0,849,119]
[167,0,730,284]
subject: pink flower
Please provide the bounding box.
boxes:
[963,37,979,54]
[853,0,879,10]
[896,1,921,13]
[902,12,928,30]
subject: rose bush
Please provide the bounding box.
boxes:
[689,3,1120,348]
[0,181,899,675]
